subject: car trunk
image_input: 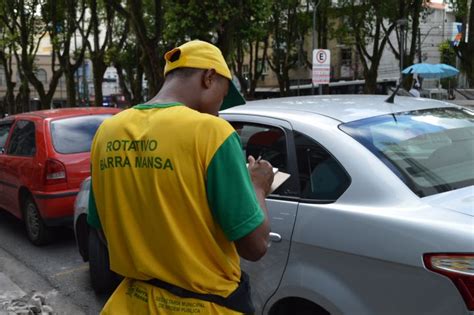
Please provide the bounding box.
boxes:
[57,152,91,190]
[423,186,474,217]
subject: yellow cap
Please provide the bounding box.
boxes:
[163,40,245,110]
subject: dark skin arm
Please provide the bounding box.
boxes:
[235,155,274,261]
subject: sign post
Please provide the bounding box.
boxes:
[312,49,330,95]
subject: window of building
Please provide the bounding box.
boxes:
[257,59,269,75]
[36,69,47,84]
[7,120,36,157]
[0,67,5,86]
[341,48,352,66]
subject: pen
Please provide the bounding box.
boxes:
[256,155,262,163]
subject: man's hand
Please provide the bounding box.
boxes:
[247,155,274,197]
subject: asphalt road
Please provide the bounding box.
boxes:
[0,210,109,314]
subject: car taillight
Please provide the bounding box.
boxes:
[424,253,474,310]
[45,159,67,185]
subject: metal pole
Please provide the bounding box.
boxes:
[312,0,321,95]
[400,26,404,83]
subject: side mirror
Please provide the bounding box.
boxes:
[0,147,5,154]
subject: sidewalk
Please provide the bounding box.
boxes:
[0,247,85,315]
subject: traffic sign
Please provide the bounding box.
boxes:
[312,49,331,84]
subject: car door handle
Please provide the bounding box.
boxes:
[269,232,282,242]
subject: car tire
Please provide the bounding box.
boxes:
[88,228,121,294]
[23,196,53,246]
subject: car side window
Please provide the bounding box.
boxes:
[0,123,12,153]
[231,122,291,196]
[7,120,36,157]
[294,131,350,202]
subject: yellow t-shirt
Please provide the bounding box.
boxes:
[89,103,264,314]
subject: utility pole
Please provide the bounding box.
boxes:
[312,0,321,95]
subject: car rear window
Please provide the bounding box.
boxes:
[50,114,112,154]
[340,107,474,197]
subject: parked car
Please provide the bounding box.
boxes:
[0,107,120,245]
[74,95,474,314]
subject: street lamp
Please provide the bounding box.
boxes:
[396,19,409,83]
[417,25,442,62]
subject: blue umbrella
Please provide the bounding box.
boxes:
[435,63,459,78]
[402,63,445,78]
[402,63,460,79]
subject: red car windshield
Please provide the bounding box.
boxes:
[340,107,474,197]
[50,114,113,154]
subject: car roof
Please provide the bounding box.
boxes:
[223,95,460,123]
[4,107,121,120]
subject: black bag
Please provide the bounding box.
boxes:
[145,271,255,314]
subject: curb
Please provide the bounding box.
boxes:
[0,247,85,314]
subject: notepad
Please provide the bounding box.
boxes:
[270,169,291,193]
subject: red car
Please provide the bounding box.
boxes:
[0,107,120,245]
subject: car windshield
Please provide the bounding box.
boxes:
[51,114,112,154]
[340,107,474,197]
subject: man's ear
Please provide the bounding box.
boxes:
[202,69,217,89]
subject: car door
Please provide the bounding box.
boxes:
[223,114,300,312]
[2,119,37,217]
[0,120,14,209]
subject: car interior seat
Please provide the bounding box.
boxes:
[246,129,286,171]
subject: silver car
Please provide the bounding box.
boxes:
[74,95,474,314]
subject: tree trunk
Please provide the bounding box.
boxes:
[92,60,106,107]
[65,69,76,107]
[131,66,144,105]
[15,77,30,114]
[364,71,378,94]
[115,64,132,105]
[0,52,16,115]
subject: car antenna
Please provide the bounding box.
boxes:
[385,69,412,104]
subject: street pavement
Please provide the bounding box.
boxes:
[0,246,85,314]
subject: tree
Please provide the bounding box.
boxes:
[108,18,144,106]
[0,13,17,115]
[448,0,473,86]
[335,0,398,93]
[81,0,115,107]
[267,0,311,96]
[49,0,89,107]
[383,0,425,70]
[230,0,272,98]
[2,0,65,110]
[109,0,165,99]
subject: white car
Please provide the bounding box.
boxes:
[75,95,474,314]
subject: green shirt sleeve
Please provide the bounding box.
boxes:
[87,179,102,230]
[206,132,264,241]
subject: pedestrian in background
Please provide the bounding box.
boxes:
[410,81,421,98]
[88,40,274,314]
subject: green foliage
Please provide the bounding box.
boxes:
[164,0,238,44]
[447,0,468,20]
[438,40,456,66]
[438,40,457,89]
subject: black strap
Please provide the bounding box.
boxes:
[144,272,255,314]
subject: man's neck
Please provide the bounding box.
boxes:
[144,80,200,111]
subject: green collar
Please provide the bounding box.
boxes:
[133,102,183,109]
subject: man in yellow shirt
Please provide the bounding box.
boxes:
[88,40,274,314]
